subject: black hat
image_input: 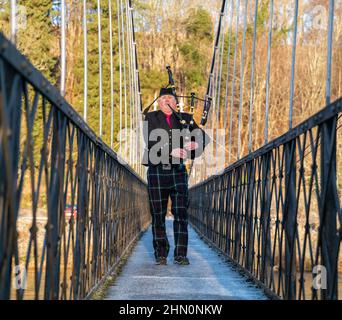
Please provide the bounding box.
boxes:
[159,87,175,98]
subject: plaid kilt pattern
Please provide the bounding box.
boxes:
[147,164,189,259]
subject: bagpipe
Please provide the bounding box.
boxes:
[142,65,212,178]
[142,65,212,130]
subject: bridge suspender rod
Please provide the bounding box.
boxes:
[228,0,241,163]
[132,2,137,167]
[129,2,143,114]
[211,20,221,130]
[326,0,335,106]
[83,0,88,122]
[288,0,299,130]
[223,0,234,161]
[131,4,138,169]
[190,0,226,181]
[116,0,123,154]
[210,37,218,129]
[109,0,115,148]
[10,0,16,44]
[128,0,143,175]
[97,0,103,137]
[125,0,133,165]
[120,0,128,158]
[60,0,66,97]
[264,0,274,144]
[237,0,249,160]
[215,2,227,123]
[189,0,227,180]
[126,1,133,166]
[126,1,136,166]
[129,2,137,170]
[201,0,226,126]
[215,6,227,174]
[248,0,259,153]
[206,0,227,98]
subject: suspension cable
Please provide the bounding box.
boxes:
[288,0,299,130]
[325,0,335,106]
[264,0,274,144]
[116,0,123,154]
[248,0,259,153]
[120,0,128,159]
[109,0,115,148]
[10,0,16,44]
[228,0,241,163]
[237,0,249,160]
[215,5,227,174]
[83,0,88,122]
[97,0,103,137]
[60,0,66,97]
[202,0,227,126]
[125,0,133,165]
[223,0,234,151]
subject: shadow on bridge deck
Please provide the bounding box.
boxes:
[103,219,268,300]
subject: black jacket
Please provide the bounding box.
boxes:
[142,110,211,167]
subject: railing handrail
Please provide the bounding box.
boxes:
[191,96,342,189]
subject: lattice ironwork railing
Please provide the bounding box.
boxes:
[0,33,150,300]
[189,97,342,300]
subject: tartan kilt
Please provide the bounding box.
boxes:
[147,164,189,259]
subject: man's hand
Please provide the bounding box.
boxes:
[184,141,199,151]
[170,148,187,159]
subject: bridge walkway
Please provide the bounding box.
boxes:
[104,219,268,300]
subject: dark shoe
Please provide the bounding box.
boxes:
[173,256,190,265]
[155,257,167,265]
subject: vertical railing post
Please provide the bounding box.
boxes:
[60,0,66,97]
[233,167,242,261]
[319,116,338,300]
[260,151,271,284]
[225,171,233,255]
[74,132,88,299]
[45,111,67,299]
[245,160,256,271]
[218,176,225,250]
[0,62,22,300]
[283,140,297,299]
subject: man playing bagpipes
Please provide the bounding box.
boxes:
[142,77,211,266]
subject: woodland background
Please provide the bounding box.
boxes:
[0,0,341,161]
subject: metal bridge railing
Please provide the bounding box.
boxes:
[0,33,150,300]
[189,97,342,300]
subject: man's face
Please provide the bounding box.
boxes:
[158,95,177,115]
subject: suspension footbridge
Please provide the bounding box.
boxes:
[0,0,341,300]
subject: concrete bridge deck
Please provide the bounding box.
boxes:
[104,218,268,300]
